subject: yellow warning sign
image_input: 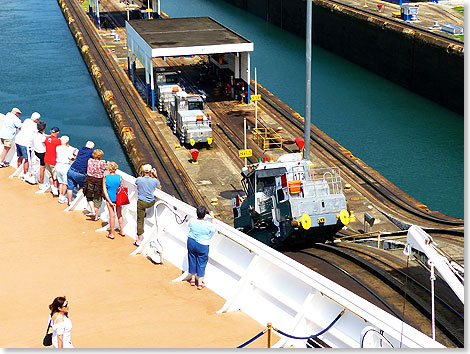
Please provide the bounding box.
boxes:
[250,94,261,102]
[239,149,253,158]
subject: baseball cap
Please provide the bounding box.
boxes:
[142,164,152,173]
[51,127,60,133]
[85,141,95,149]
[12,107,21,114]
[31,112,40,121]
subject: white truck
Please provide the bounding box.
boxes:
[168,92,213,147]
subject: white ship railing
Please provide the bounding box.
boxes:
[1,136,444,348]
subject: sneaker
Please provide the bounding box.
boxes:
[0,162,4,168]
[3,162,9,167]
[58,196,67,204]
[51,186,59,196]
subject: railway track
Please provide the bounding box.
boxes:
[285,243,464,347]
[251,83,464,230]
[64,5,464,347]
[90,0,464,232]
[64,0,204,206]
[326,0,464,46]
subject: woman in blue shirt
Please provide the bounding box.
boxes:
[102,161,125,239]
[187,205,216,290]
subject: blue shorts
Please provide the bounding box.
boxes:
[67,168,86,190]
[16,144,29,159]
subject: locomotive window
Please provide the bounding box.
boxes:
[256,177,275,192]
[188,101,203,110]
[166,74,178,83]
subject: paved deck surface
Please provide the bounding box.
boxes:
[335,0,464,39]
[0,167,268,348]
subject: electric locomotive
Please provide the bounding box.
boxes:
[232,153,351,249]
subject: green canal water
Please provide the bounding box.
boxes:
[0,0,463,219]
[161,0,464,219]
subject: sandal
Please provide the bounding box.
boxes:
[197,281,205,290]
[119,232,126,237]
[106,234,115,239]
[190,279,196,286]
[133,241,140,247]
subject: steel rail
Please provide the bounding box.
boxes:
[325,0,464,46]
[306,243,464,347]
[253,84,463,227]
[330,243,464,321]
[65,0,202,206]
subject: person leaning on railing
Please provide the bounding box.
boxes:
[84,149,108,220]
[134,164,161,247]
[187,205,216,290]
[66,141,94,205]
[102,161,125,239]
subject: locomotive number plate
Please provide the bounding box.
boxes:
[292,166,305,181]
[317,217,326,224]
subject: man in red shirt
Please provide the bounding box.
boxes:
[44,126,61,196]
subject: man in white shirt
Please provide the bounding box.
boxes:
[0,107,22,167]
[55,136,78,204]
[14,111,40,176]
[33,121,47,189]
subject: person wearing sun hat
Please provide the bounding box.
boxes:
[0,107,22,168]
[134,163,161,247]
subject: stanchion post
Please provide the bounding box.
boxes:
[255,67,258,130]
[267,323,272,348]
[244,117,247,167]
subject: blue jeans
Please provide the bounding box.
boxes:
[187,237,209,277]
[67,168,86,190]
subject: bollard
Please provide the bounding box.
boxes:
[267,323,272,348]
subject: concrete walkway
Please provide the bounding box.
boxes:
[337,0,464,39]
[0,166,267,348]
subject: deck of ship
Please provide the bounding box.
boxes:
[0,167,268,348]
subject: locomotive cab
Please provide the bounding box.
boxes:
[233,153,351,250]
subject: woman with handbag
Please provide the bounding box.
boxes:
[48,296,73,348]
[102,161,125,239]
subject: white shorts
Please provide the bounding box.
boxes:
[55,163,71,184]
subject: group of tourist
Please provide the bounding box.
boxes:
[2,107,220,346]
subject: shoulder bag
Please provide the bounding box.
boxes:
[43,319,52,346]
[116,186,130,206]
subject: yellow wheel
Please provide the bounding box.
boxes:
[301,214,311,230]
[190,138,195,146]
[339,209,350,225]
[207,137,213,145]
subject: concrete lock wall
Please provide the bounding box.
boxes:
[222,0,464,115]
